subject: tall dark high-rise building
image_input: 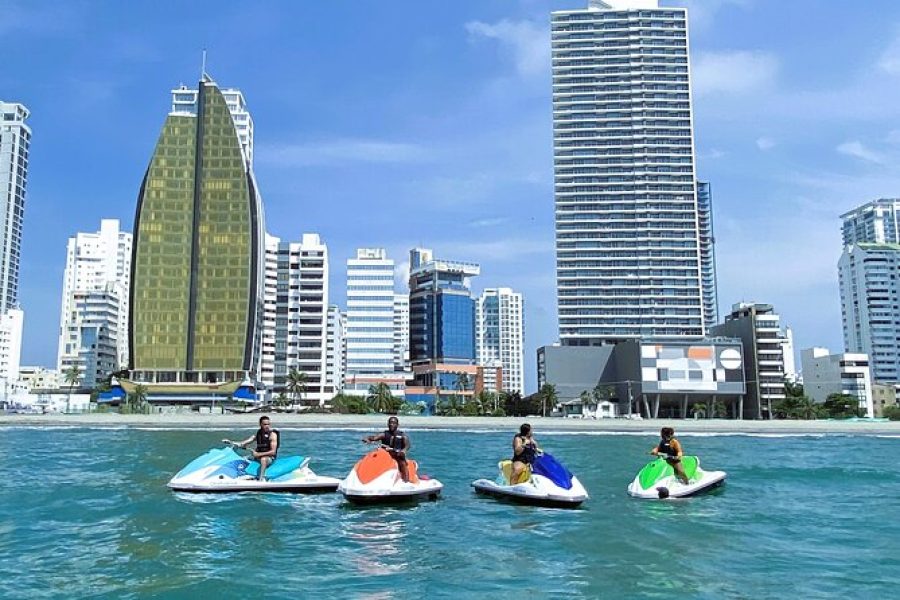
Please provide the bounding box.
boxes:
[128,75,263,396]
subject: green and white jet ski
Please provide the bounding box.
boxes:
[627,456,726,499]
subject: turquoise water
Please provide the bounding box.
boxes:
[1,427,897,599]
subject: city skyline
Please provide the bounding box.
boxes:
[8,1,900,392]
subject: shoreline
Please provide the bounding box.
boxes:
[1,413,898,435]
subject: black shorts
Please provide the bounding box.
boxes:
[665,457,681,466]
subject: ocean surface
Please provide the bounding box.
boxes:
[0,426,896,599]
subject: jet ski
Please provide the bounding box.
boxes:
[337,447,443,505]
[471,452,588,508]
[627,455,726,499]
[167,446,340,493]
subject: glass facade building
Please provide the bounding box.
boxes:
[552,0,710,344]
[129,76,263,386]
[408,248,480,365]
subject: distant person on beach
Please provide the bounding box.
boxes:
[362,416,410,482]
[650,427,689,485]
[222,415,279,481]
[511,423,541,483]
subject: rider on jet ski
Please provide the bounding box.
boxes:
[511,423,541,483]
[362,416,410,482]
[222,415,279,481]
[650,426,689,485]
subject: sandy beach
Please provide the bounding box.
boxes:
[1,412,898,435]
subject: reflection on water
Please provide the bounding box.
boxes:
[343,516,408,576]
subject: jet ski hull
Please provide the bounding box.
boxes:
[340,481,444,505]
[168,478,340,494]
[471,479,586,508]
[627,456,726,499]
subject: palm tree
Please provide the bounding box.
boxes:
[128,384,148,414]
[691,402,707,419]
[455,373,470,393]
[367,383,396,414]
[64,365,81,413]
[476,390,497,416]
[539,383,558,417]
[437,394,464,416]
[286,368,308,407]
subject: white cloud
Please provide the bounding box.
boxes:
[836,140,885,165]
[692,50,778,96]
[756,137,776,150]
[465,19,549,78]
[257,139,429,167]
[468,217,510,228]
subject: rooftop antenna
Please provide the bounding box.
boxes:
[200,49,207,80]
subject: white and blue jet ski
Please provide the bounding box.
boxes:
[471,452,588,508]
[167,446,340,493]
[627,456,726,499]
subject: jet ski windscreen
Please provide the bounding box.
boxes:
[531,453,573,490]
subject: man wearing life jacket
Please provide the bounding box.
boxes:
[650,426,689,485]
[511,423,541,483]
[223,415,279,481]
[362,416,410,482]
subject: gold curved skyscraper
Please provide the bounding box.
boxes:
[128,76,262,397]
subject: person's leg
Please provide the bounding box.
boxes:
[674,461,689,484]
[258,456,272,481]
[511,460,525,483]
[395,456,409,482]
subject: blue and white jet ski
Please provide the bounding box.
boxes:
[167,446,340,493]
[471,452,588,508]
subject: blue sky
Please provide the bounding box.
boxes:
[5,0,900,392]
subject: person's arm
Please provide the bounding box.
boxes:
[253,432,278,459]
[531,436,541,452]
[400,434,410,454]
[650,445,659,455]
[362,432,382,443]
[513,436,523,456]
[223,434,254,448]
[672,439,684,458]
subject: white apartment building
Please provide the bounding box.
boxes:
[0,308,23,386]
[325,305,345,397]
[839,242,900,383]
[260,233,330,405]
[59,290,119,389]
[841,199,900,246]
[171,84,254,168]
[18,366,59,391]
[0,101,30,313]
[783,326,797,382]
[393,294,410,372]
[801,347,874,418]
[345,249,405,394]
[552,0,710,344]
[839,200,900,384]
[57,219,132,379]
[476,287,525,394]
